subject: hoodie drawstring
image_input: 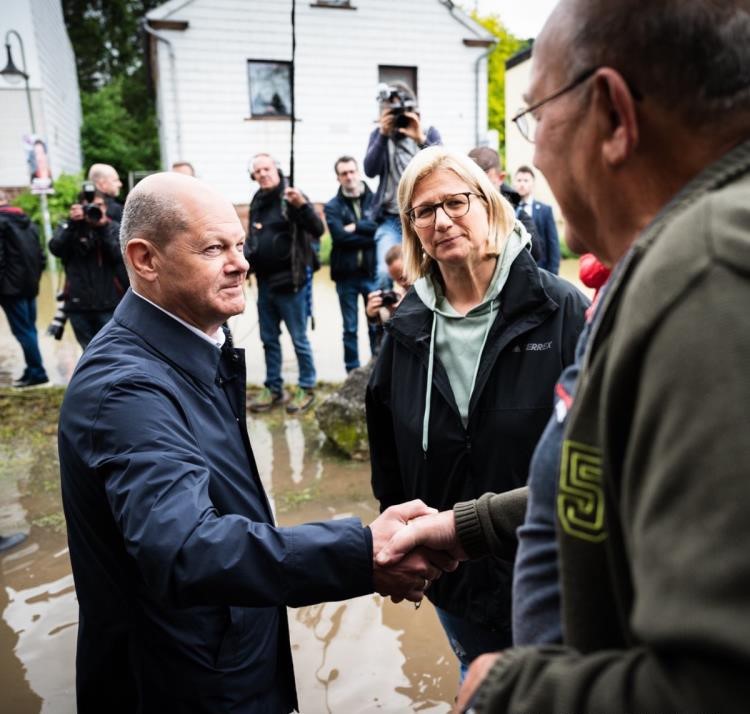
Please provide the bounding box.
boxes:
[469,300,496,400]
[422,314,438,455]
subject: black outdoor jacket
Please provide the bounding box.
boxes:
[324,183,377,283]
[49,219,127,312]
[244,184,324,292]
[0,207,45,298]
[367,249,588,629]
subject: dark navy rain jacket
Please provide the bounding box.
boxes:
[59,290,373,713]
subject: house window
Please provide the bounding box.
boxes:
[378,65,418,97]
[247,60,292,118]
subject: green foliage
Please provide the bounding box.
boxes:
[471,13,529,152]
[62,0,163,183]
[81,76,160,180]
[62,0,163,92]
[13,172,84,233]
[318,232,332,266]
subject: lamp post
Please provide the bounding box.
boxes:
[1,29,54,254]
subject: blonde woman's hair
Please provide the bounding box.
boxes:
[397,146,516,282]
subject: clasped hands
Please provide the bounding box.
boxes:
[369,500,467,604]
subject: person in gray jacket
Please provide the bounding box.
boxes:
[376,1,750,712]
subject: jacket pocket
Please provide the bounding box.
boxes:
[214,606,279,673]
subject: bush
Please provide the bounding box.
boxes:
[13,172,84,235]
[319,232,331,266]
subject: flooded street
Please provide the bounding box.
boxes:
[0,392,458,713]
[0,261,588,712]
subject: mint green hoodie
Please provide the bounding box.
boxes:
[413,221,532,451]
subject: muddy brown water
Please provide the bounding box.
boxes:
[0,406,458,713]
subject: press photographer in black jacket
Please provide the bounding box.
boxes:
[244,153,324,414]
[48,186,128,350]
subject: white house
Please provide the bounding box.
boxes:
[0,0,82,189]
[145,0,495,205]
[504,45,563,229]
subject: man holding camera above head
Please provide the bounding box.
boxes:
[364,82,441,289]
[324,156,378,373]
[244,153,323,414]
[0,190,49,387]
[88,163,124,223]
[48,185,128,350]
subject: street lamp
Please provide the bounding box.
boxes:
[1,30,36,134]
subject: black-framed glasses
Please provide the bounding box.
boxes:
[406,192,483,228]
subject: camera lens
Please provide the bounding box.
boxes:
[85,204,103,222]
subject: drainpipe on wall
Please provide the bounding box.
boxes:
[438,0,496,147]
[143,20,183,164]
[473,45,494,146]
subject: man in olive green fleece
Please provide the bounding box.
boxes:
[378,0,750,711]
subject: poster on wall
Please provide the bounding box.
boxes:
[24,134,55,194]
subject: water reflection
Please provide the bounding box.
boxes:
[1,404,457,712]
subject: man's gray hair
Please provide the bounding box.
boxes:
[120,190,189,255]
[567,0,750,124]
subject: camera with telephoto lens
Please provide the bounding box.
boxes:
[376,83,418,130]
[381,290,399,307]
[46,292,68,340]
[80,182,103,222]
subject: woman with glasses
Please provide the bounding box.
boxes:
[366,147,588,684]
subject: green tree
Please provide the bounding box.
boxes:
[62,0,162,182]
[471,13,529,152]
[80,76,160,182]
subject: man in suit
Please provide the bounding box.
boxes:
[514,165,561,274]
[58,171,455,713]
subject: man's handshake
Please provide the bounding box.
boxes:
[368,501,466,604]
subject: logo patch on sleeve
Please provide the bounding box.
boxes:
[558,440,607,542]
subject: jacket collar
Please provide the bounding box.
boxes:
[585,137,750,370]
[113,290,223,388]
[390,248,555,344]
[336,182,373,203]
[388,249,558,421]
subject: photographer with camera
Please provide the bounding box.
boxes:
[0,190,49,387]
[88,163,123,222]
[364,82,441,289]
[365,244,411,339]
[48,184,128,350]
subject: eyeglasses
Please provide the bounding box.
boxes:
[512,67,643,143]
[512,67,600,143]
[406,192,483,228]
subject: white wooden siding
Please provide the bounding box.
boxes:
[149,0,490,204]
[0,0,81,187]
[31,0,82,177]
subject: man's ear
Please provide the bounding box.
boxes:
[594,68,639,166]
[125,238,161,283]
